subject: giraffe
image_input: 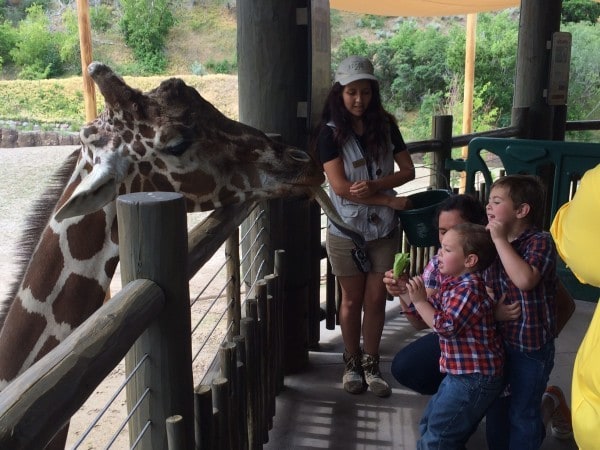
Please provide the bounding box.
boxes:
[0,62,324,448]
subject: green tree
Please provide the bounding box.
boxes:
[562,0,600,24]
[0,20,17,71]
[447,11,518,126]
[119,0,176,74]
[563,22,600,122]
[10,4,62,79]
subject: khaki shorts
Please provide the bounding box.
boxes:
[326,228,399,276]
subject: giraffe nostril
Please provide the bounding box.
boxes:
[289,149,310,162]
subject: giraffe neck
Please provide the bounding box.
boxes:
[0,168,120,389]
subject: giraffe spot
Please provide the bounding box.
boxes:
[173,170,217,196]
[130,173,142,192]
[67,210,107,260]
[81,125,98,139]
[0,297,47,381]
[132,140,146,157]
[154,158,166,170]
[23,228,64,301]
[150,172,175,192]
[230,172,247,190]
[139,161,152,176]
[91,135,110,149]
[113,136,122,148]
[36,335,61,364]
[105,256,119,279]
[218,186,239,205]
[110,216,119,244]
[138,123,155,139]
[200,200,216,210]
[53,273,105,327]
[122,129,133,144]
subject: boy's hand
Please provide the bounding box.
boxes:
[494,295,521,321]
[383,269,408,296]
[407,275,427,304]
[486,219,509,242]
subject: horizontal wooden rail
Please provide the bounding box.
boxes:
[0,279,164,449]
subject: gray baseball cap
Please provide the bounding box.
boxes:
[334,56,378,86]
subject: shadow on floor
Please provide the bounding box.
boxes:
[265,300,594,449]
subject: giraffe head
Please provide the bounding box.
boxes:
[55,62,324,221]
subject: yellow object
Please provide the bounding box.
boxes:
[550,163,600,450]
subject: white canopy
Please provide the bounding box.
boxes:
[330,1,520,16]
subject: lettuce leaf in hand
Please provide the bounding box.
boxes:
[393,252,410,278]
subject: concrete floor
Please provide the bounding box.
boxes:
[264,299,594,449]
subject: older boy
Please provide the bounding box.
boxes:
[404,222,503,449]
[484,174,559,449]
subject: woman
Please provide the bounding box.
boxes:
[313,55,415,397]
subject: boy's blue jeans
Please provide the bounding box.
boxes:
[485,340,555,450]
[417,372,504,450]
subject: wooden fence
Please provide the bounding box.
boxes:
[0,193,283,449]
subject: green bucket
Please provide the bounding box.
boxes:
[397,189,451,247]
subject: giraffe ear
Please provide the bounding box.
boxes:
[54,168,118,221]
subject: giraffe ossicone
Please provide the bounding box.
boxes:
[0,61,326,396]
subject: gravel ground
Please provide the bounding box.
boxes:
[0,145,80,300]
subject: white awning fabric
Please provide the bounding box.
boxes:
[329,1,520,16]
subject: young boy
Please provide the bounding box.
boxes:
[404,222,504,449]
[483,174,558,449]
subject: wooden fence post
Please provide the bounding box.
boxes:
[118,192,194,449]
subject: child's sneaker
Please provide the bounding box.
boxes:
[342,351,366,394]
[543,385,573,440]
[361,353,391,398]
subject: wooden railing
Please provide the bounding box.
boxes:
[0,193,282,449]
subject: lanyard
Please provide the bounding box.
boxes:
[352,133,374,180]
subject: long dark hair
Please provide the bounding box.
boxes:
[310,79,396,162]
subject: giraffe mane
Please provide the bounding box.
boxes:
[0,149,80,330]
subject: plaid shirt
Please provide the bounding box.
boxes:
[404,254,446,317]
[429,272,504,376]
[484,228,558,352]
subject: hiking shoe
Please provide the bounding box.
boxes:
[343,351,366,394]
[361,353,391,398]
[543,385,573,440]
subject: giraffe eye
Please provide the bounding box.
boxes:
[165,141,190,156]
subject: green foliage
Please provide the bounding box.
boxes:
[446,12,518,126]
[0,0,51,24]
[0,20,17,68]
[356,14,385,29]
[386,22,450,110]
[90,4,115,32]
[205,58,237,74]
[119,0,176,74]
[58,9,81,75]
[10,4,62,79]
[562,22,600,126]
[562,0,600,24]
[333,35,372,68]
